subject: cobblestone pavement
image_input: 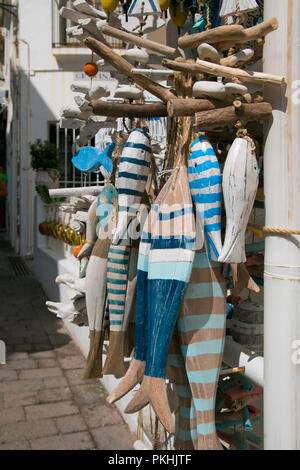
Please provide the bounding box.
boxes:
[0,241,135,450]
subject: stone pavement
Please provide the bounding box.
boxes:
[0,241,135,450]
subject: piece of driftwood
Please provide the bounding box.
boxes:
[99,23,177,58]
[73,0,107,19]
[213,18,278,52]
[162,58,285,86]
[60,7,108,45]
[220,48,254,67]
[167,98,227,117]
[195,102,272,130]
[178,24,246,49]
[178,18,278,51]
[91,100,168,117]
[84,37,176,103]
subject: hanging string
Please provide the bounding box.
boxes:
[235,121,256,154]
[205,0,212,30]
[109,131,126,185]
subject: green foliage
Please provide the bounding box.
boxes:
[35,185,65,205]
[30,139,59,170]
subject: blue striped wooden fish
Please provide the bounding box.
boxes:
[176,249,226,450]
[113,128,151,245]
[188,136,223,261]
[103,245,131,378]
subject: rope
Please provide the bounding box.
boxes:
[205,0,212,30]
[263,227,300,235]
[235,121,256,154]
[109,131,126,185]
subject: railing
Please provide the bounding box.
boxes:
[52,0,124,48]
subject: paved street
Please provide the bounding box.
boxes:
[0,241,134,450]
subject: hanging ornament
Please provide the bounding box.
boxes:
[159,0,171,10]
[219,0,258,18]
[83,62,99,77]
[169,0,189,31]
[101,0,120,14]
[127,0,161,16]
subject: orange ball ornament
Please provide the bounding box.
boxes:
[83,62,99,77]
[73,245,83,258]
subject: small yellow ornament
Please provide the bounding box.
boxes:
[159,0,171,11]
[169,0,188,28]
[101,0,119,14]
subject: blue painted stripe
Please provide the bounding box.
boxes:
[180,407,196,419]
[141,232,151,243]
[197,422,216,436]
[192,192,222,204]
[107,267,128,275]
[189,148,216,160]
[181,339,224,357]
[148,261,193,283]
[108,299,125,306]
[189,160,219,173]
[178,314,226,332]
[107,288,127,295]
[190,136,209,148]
[204,222,222,233]
[107,257,129,265]
[151,236,195,251]
[109,309,125,315]
[158,206,194,221]
[109,248,130,255]
[177,428,197,441]
[133,128,150,138]
[118,171,148,181]
[107,278,127,285]
[119,157,150,168]
[199,207,222,219]
[193,397,215,412]
[185,282,225,299]
[124,142,151,153]
[187,368,220,384]
[110,320,123,325]
[118,188,145,198]
[137,255,149,271]
[189,175,222,189]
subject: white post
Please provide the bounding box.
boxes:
[263,0,300,450]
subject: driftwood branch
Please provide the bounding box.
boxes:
[195,102,272,130]
[84,37,176,103]
[167,98,227,117]
[99,24,177,58]
[177,18,278,51]
[91,100,168,118]
[162,58,285,87]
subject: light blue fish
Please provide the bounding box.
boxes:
[72,143,114,179]
[188,136,223,261]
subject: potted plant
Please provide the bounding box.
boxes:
[30,139,60,190]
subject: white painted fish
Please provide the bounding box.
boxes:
[113,128,151,245]
[188,136,223,261]
[218,137,259,264]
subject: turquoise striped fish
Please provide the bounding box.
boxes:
[188,136,223,261]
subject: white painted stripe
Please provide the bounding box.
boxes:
[149,248,195,264]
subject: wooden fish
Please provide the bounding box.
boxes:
[218,138,259,264]
[113,128,151,245]
[176,249,227,450]
[125,167,196,434]
[83,184,118,379]
[188,136,223,261]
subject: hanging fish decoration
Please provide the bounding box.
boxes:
[113,128,151,245]
[102,245,131,378]
[188,136,223,261]
[106,179,172,405]
[125,167,196,434]
[82,184,118,379]
[72,143,114,180]
[176,248,227,450]
[218,137,259,264]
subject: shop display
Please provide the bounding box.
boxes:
[41,0,285,451]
